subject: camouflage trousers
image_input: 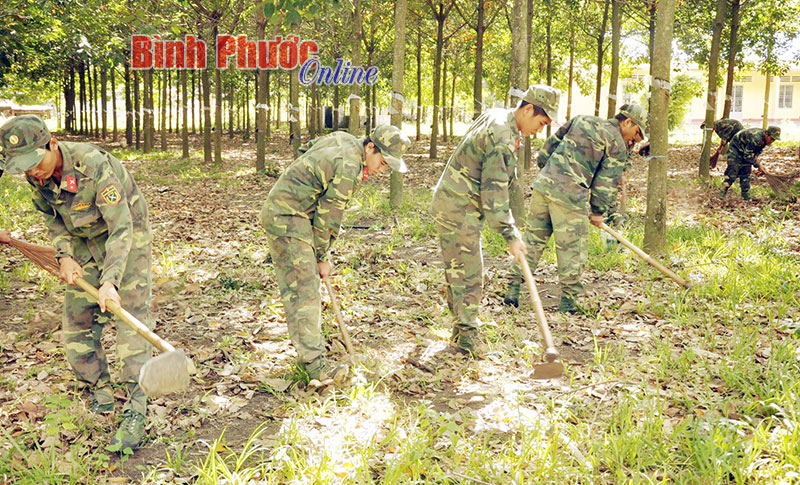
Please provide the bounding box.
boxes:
[63,243,152,415]
[723,160,752,196]
[267,235,323,364]
[434,210,484,333]
[513,190,588,300]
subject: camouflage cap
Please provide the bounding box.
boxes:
[619,104,648,137]
[0,115,51,174]
[766,125,781,140]
[522,85,561,122]
[371,125,411,173]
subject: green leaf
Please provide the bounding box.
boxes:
[264,2,275,17]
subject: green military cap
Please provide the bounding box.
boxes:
[0,115,51,174]
[619,103,648,136]
[371,124,411,173]
[522,84,561,122]
[766,125,781,140]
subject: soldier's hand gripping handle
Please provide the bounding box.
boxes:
[58,257,84,285]
[509,239,527,261]
[0,231,10,244]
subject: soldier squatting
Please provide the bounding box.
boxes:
[0,85,784,451]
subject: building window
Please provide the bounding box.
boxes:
[779,85,793,109]
[732,85,743,112]
[741,76,753,82]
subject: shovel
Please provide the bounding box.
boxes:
[517,254,564,379]
[323,278,355,355]
[2,237,194,397]
[598,222,690,289]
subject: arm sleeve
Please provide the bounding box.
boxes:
[31,189,74,260]
[93,158,134,287]
[590,146,627,216]
[537,119,573,168]
[481,136,521,243]
[311,159,357,262]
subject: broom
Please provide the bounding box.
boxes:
[763,171,797,197]
[1,237,60,276]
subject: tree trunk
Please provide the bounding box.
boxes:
[255,5,267,172]
[430,10,445,158]
[473,0,486,120]
[79,61,86,134]
[182,69,189,159]
[134,70,140,150]
[191,70,196,134]
[349,0,363,135]
[202,67,212,163]
[722,0,741,119]
[214,68,223,163]
[450,64,456,137]
[125,63,132,145]
[416,30,422,141]
[65,61,76,133]
[167,70,172,133]
[290,62,301,155]
[698,0,728,179]
[101,65,108,139]
[762,71,770,129]
[607,0,621,118]
[111,65,117,141]
[567,24,574,119]
[161,71,168,151]
[509,0,529,225]
[390,0,408,207]
[87,63,93,136]
[143,69,153,153]
[594,0,611,117]
[442,52,448,141]
[643,0,677,254]
[229,75,235,138]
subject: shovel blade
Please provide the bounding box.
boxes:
[532,361,564,380]
[138,349,192,397]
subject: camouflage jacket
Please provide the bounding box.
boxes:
[729,128,769,167]
[28,141,151,287]
[534,115,628,215]
[714,119,744,143]
[431,108,521,242]
[260,131,365,262]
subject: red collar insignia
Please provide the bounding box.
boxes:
[515,138,521,151]
[362,167,368,182]
[65,175,78,193]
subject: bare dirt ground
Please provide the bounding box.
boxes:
[1,130,798,482]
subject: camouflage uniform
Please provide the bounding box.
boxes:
[0,116,153,418]
[724,126,778,199]
[713,119,744,144]
[432,85,561,348]
[512,114,630,305]
[260,126,409,368]
[432,108,521,338]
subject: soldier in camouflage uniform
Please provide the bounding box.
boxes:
[260,125,410,382]
[504,104,646,313]
[0,147,6,243]
[701,118,744,168]
[431,85,560,356]
[721,126,780,201]
[0,115,152,451]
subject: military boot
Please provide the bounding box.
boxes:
[89,385,114,414]
[305,357,349,385]
[451,327,484,357]
[557,296,579,314]
[742,192,759,202]
[110,409,146,451]
[503,276,522,307]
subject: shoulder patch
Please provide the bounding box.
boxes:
[100,185,121,205]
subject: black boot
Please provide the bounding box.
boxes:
[503,276,522,307]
